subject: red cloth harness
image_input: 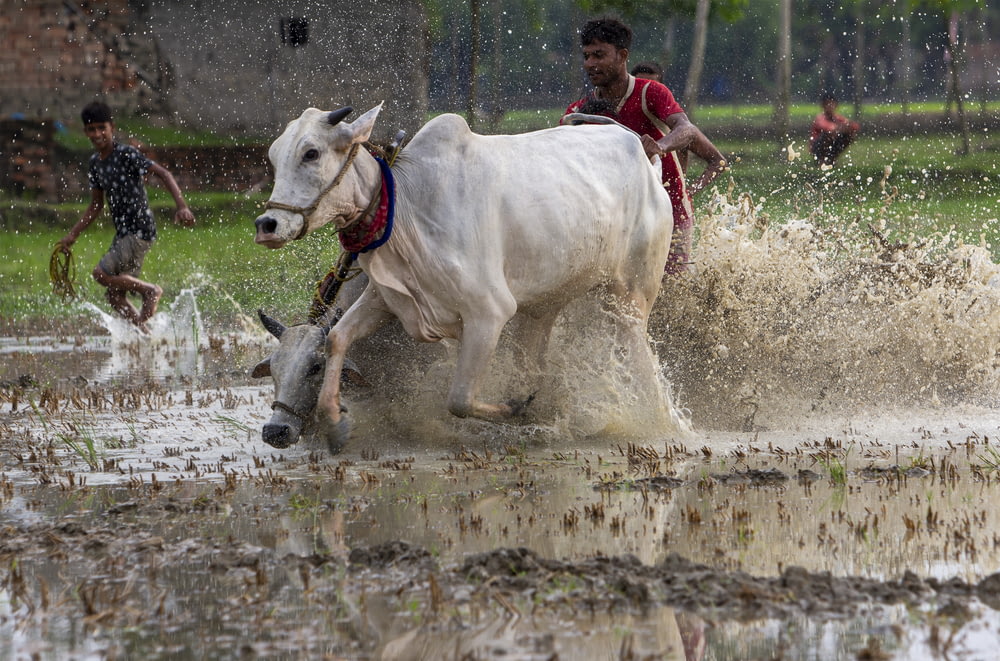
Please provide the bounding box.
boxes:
[339,173,390,254]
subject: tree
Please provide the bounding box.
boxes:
[851,3,865,119]
[917,0,983,156]
[899,0,914,117]
[772,0,791,137]
[682,0,711,115]
[467,0,481,131]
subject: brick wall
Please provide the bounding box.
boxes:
[0,1,143,120]
[142,145,270,194]
[0,118,60,197]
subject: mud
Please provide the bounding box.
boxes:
[4,360,1000,659]
[6,190,1000,658]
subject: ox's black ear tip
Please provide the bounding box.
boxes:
[327,107,354,126]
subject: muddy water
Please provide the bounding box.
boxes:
[5,195,1000,659]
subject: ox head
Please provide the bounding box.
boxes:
[252,307,367,452]
[251,311,329,448]
[254,104,383,249]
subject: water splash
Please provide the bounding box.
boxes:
[654,191,1000,431]
[75,288,207,382]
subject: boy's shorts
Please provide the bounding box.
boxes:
[97,234,154,277]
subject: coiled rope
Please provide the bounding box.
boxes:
[49,244,77,302]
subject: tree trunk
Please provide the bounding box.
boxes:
[448,12,460,111]
[852,7,864,119]
[489,0,504,132]
[467,0,481,131]
[946,11,970,156]
[900,5,911,117]
[661,15,676,72]
[682,0,710,117]
[771,0,791,138]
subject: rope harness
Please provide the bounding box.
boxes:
[270,399,310,422]
[49,244,77,302]
[307,250,363,324]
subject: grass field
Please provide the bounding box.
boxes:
[2,104,998,333]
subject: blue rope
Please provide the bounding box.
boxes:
[350,156,396,257]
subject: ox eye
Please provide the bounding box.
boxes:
[303,148,319,162]
[306,361,323,376]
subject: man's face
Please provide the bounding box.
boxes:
[822,99,838,116]
[84,121,113,152]
[582,40,628,88]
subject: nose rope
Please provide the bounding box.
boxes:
[264,143,362,239]
[270,398,348,421]
[271,399,310,421]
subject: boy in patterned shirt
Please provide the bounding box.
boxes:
[58,101,195,332]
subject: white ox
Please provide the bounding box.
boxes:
[254,105,673,448]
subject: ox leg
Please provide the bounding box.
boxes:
[506,307,561,412]
[316,301,393,451]
[447,313,516,422]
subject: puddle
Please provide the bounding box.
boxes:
[5,373,1000,659]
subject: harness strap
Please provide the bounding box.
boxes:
[307,251,362,324]
[340,156,396,255]
[272,399,310,421]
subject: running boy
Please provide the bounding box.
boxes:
[58,101,195,332]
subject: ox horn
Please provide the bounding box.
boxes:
[327,107,353,126]
[257,309,286,339]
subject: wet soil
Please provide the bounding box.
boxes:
[4,332,1000,659]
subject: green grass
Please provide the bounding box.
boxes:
[707,131,1000,244]
[3,105,999,332]
[55,117,261,152]
[0,194,346,331]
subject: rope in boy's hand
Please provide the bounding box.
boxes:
[49,243,77,302]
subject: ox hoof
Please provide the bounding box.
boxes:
[318,405,351,454]
[507,391,537,418]
[262,422,297,449]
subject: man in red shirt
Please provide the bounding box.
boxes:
[810,93,860,166]
[566,17,726,275]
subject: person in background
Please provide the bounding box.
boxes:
[58,101,195,332]
[631,60,663,83]
[810,93,860,166]
[566,17,726,275]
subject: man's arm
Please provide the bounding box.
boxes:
[59,189,104,248]
[148,162,195,226]
[685,125,727,196]
[642,112,727,196]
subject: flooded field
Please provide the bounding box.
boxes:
[5,197,1000,659]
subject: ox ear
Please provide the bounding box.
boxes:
[251,357,272,379]
[327,107,353,126]
[258,309,286,339]
[347,103,384,144]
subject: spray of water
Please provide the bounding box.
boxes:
[74,288,212,382]
[653,190,1000,431]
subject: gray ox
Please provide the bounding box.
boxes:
[249,272,357,448]
[253,105,673,449]
[250,272,442,449]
